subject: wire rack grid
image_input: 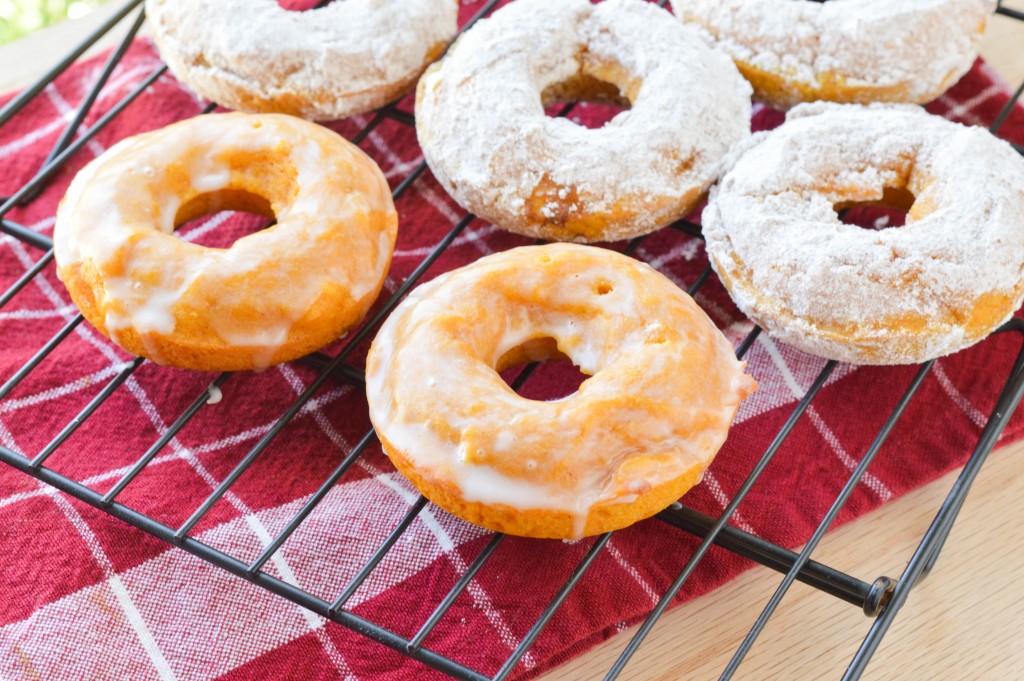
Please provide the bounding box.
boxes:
[0,1,1023,679]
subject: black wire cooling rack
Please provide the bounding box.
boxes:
[1,1,1023,679]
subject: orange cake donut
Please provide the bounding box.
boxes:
[54,113,398,372]
[365,244,757,539]
[671,0,996,109]
[145,0,458,121]
[703,103,1024,365]
[415,0,751,243]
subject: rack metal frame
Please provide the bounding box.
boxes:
[1,1,1023,679]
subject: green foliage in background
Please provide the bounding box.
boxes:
[0,0,110,45]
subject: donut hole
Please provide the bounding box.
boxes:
[496,336,591,402]
[593,280,614,296]
[834,186,916,230]
[173,189,276,249]
[542,74,632,129]
[277,0,339,10]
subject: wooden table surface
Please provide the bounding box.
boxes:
[2,4,1023,680]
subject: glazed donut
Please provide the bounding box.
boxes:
[703,103,1024,366]
[671,0,996,109]
[54,113,398,371]
[145,0,458,121]
[366,244,757,539]
[415,0,751,243]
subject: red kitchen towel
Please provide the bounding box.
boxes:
[1,3,1024,680]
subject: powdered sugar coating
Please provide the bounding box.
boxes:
[704,103,1024,365]
[145,0,457,121]
[415,0,752,242]
[672,0,995,109]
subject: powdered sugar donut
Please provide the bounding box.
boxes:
[703,103,1024,365]
[671,0,996,109]
[366,244,756,539]
[146,0,458,121]
[415,0,752,243]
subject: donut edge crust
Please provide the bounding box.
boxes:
[674,1,994,110]
[731,60,969,111]
[379,432,707,539]
[162,38,451,122]
[58,252,395,372]
[710,249,1024,366]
